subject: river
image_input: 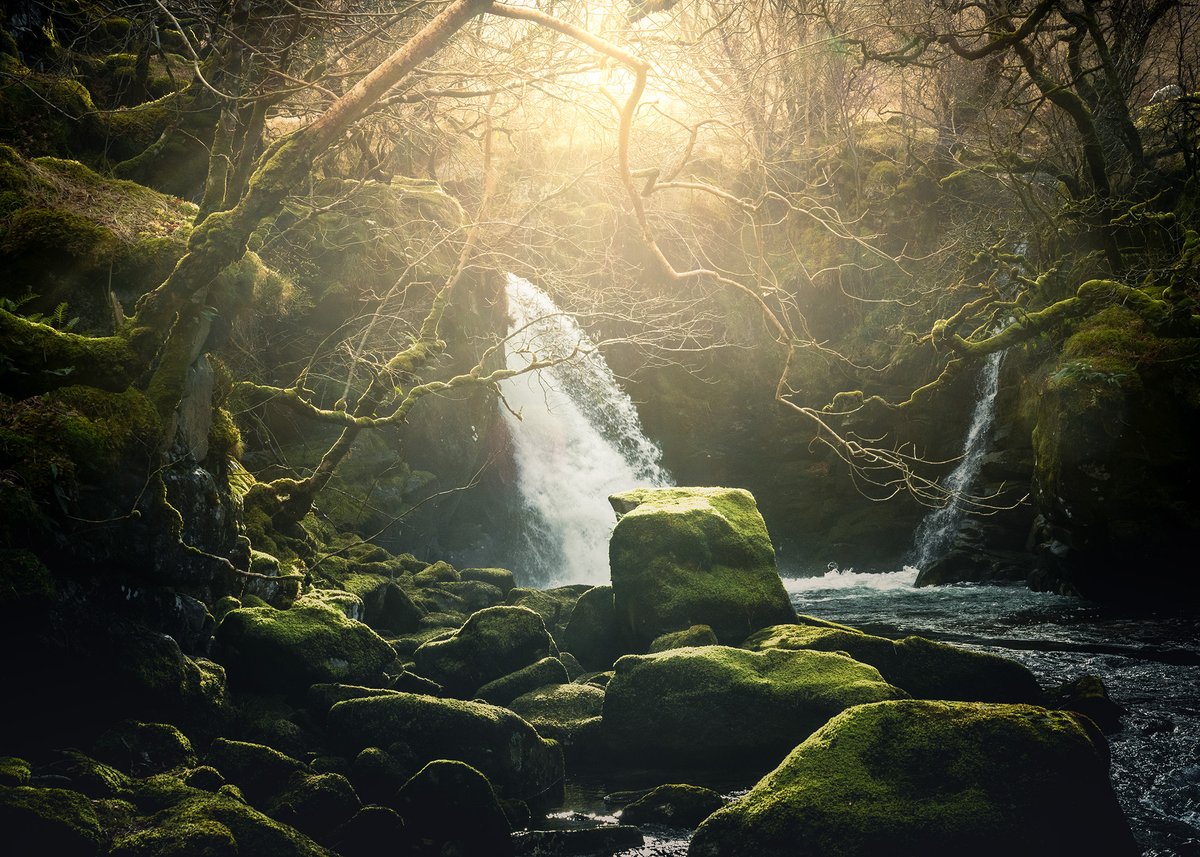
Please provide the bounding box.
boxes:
[561,569,1200,856]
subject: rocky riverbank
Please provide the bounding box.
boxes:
[2,487,1134,856]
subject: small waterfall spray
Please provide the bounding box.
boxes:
[500,274,671,584]
[911,348,1005,569]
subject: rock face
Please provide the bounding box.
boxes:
[608,488,796,649]
[743,621,1043,703]
[326,693,563,802]
[213,603,396,695]
[602,646,906,765]
[410,606,555,698]
[689,700,1137,857]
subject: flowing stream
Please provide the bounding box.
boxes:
[910,347,1005,568]
[565,572,1200,857]
[500,274,671,584]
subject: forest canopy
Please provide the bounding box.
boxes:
[1,0,1198,595]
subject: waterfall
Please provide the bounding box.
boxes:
[911,348,1005,569]
[499,274,671,585]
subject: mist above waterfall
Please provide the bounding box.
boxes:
[500,275,671,585]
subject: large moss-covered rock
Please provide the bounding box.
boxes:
[743,622,1042,703]
[603,646,906,765]
[507,683,606,761]
[411,606,555,698]
[689,700,1136,857]
[390,760,512,857]
[92,721,196,776]
[608,488,796,649]
[327,693,563,802]
[109,792,331,857]
[205,739,307,807]
[214,603,396,695]
[650,624,719,652]
[0,785,103,857]
[560,585,620,670]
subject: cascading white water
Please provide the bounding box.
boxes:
[911,348,1005,569]
[500,274,671,584]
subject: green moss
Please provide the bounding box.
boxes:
[690,700,1136,857]
[411,605,555,698]
[213,602,397,695]
[47,385,161,477]
[327,692,563,801]
[92,721,196,776]
[205,738,306,807]
[649,624,719,652]
[0,756,31,787]
[621,783,725,828]
[110,792,327,857]
[476,656,569,706]
[507,683,605,760]
[602,646,907,766]
[608,487,796,648]
[0,785,104,856]
[742,623,1042,703]
[460,567,516,593]
[413,560,459,585]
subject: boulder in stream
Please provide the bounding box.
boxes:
[608,487,796,649]
[689,699,1136,857]
[602,645,906,766]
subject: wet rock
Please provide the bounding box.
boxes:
[390,760,512,857]
[620,783,725,828]
[411,606,555,698]
[213,603,396,695]
[690,700,1137,857]
[327,692,564,802]
[608,488,796,649]
[743,621,1043,704]
[603,646,905,766]
[1048,674,1125,734]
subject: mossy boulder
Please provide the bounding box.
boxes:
[742,622,1043,703]
[109,792,331,857]
[390,760,512,857]
[603,646,906,766]
[650,624,719,652]
[327,693,564,802]
[205,739,307,807]
[268,773,361,843]
[0,785,103,856]
[37,750,131,798]
[0,756,31,786]
[689,700,1136,857]
[414,560,460,585]
[506,683,606,761]
[411,606,555,698]
[330,805,408,857]
[92,721,196,776]
[621,783,725,828]
[1048,674,1125,734]
[460,567,516,594]
[477,656,569,706]
[340,574,425,632]
[1028,305,1200,597]
[505,585,591,639]
[442,579,507,612]
[214,603,396,695]
[608,488,796,649]
[560,585,620,670]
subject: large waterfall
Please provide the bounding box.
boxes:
[499,274,671,584]
[910,348,1005,569]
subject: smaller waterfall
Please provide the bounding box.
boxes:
[911,348,1005,569]
[500,275,671,584]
